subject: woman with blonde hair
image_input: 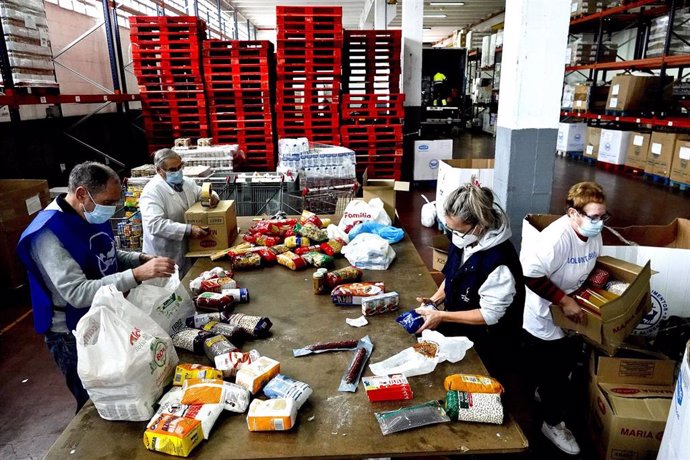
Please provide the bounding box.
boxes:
[521,181,608,456]
[415,183,524,382]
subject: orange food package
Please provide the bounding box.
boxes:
[173,363,223,386]
[443,374,504,394]
[181,381,225,406]
[143,414,203,457]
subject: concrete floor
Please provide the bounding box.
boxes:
[1,131,688,459]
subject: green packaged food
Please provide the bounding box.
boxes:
[302,251,334,268]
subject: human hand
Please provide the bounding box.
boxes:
[133,256,176,282]
[191,225,209,239]
[559,295,587,325]
[139,253,155,264]
[414,308,444,333]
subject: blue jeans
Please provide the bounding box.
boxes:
[45,331,90,412]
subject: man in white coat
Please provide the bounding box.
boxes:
[140,149,218,276]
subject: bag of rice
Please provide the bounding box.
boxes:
[443,374,504,394]
[444,390,503,424]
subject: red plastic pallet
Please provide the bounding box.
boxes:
[276,6,342,16]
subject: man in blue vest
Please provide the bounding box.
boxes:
[17,161,176,412]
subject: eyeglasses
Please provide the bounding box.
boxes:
[444,224,476,239]
[577,210,611,224]
[163,162,185,172]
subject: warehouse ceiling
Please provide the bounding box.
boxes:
[231,0,505,45]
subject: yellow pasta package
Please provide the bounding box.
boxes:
[173,363,223,386]
[443,374,504,394]
[143,414,203,457]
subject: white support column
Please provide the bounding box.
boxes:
[402,0,423,105]
[493,0,571,247]
[374,0,386,29]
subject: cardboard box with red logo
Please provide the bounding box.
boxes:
[184,200,237,257]
[589,353,676,460]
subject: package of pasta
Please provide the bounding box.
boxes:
[181,380,250,413]
[189,267,233,294]
[195,292,234,311]
[293,339,360,357]
[149,387,223,440]
[444,390,504,424]
[172,329,216,354]
[339,336,374,392]
[321,218,332,228]
[443,374,504,394]
[300,210,323,228]
[201,321,246,342]
[325,266,363,289]
[232,252,262,270]
[284,236,311,248]
[299,222,328,242]
[247,398,297,432]
[302,251,334,269]
[214,349,261,379]
[144,414,203,457]
[173,363,223,386]
[294,245,321,255]
[255,235,280,247]
[361,292,400,316]
[256,248,278,265]
[277,251,307,271]
[225,243,254,258]
[236,356,281,394]
[320,239,346,256]
[225,313,273,338]
[270,244,290,255]
[331,282,385,306]
[263,374,313,410]
[203,334,238,361]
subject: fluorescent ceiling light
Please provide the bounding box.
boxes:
[423,14,447,18]
[430,2,465,5]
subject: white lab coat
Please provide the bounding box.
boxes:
[140,174,201,276]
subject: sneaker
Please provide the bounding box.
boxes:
[541,421,581,455]
[534,388,542,403]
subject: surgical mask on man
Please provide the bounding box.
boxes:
[578,218,604,237]
[83,190,117,224]
[166,170,184,186]
[451,228,479,249]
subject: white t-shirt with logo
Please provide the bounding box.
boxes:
[521,215,602,341]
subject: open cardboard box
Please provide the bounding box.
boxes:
[430,234,450,272]
[184,200,238,257]
[589,353,675,460]
[361,169,410,222]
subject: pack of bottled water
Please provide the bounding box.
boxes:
[277,137,309,176]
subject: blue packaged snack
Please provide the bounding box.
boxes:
[263,374,312,409]
[396,310,424,334]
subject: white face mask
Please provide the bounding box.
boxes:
[451,227,479,248]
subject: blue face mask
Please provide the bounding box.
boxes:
[83,191,117,224]
[166,170,184,185]
[579,218,604,237]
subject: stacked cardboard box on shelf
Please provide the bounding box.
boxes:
[566,41,618,66]
[556,122,587,152]
[570,0,605,17]
[647,132,690,178]
[625,132,651,172]
[585,126,601,159]
[606,74,674,113]
[670,137,690,185]
[647,8,690,58]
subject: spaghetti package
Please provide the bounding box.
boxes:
[320,239,346,256]
[173,363,223,386]
[246,398,297,432]
[284,236,311,248]
[277,251,307,270]
[232,253,262,270]
[144,414,203,457]
[443,374,504,394]
[324,266,363,289]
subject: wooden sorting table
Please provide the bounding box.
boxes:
[45,220,527,459]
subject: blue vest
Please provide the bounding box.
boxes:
[17,209,118,333]
[440,239,525,342]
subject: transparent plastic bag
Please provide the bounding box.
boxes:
[375,400,450,435]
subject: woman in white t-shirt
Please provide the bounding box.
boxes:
[521,182,609,456]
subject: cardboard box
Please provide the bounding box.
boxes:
[413,139,454,181]
[572,84,591,111]
[585,126,602,159]
[589,354,675,460]
[598,129,631,165]
[435,159,495,226]
[606,75,673,112]
[625,132,651,171]
[430,234,449,272]
[0,179,51,288]
[184,200,237,257]
[647,132,689,178]
[556,122,587,152]
[670,138,690,185]
[362,173,410,221]
[658,340,690,460]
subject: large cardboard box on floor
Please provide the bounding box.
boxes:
[0,179,51,288]
[658,340,690,460]
[435,159,495,226]
[413,139,453,181]
[362,172,410,221]
[184,200,237,257]
[557,122,587,152]
[598,129,631,165]
[606,75,674,112]
[647,132,689,178]
[430,234,450,272]
[589,353,675,460]
[625,132,651,171]
[523,215,652,354]
[669,138,690,185]
[585,126,602,159]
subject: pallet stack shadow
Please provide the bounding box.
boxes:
[340,30,404,180]
[203,40,276,170]
[275,6,343,145]
[129,16,208,152]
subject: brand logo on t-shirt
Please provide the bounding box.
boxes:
[89,232,117,276]
[566,251,598,265]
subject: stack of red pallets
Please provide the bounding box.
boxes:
[129,16,208,153]
[203,40,275,170]
[275,6,343,145]
[341,30,403,179]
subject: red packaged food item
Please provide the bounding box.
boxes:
[588,268,610,289]
[331,282,385,306]
[294,245,322,255]
[362,374,413,402]
[195,292,234,310]
[257,248,277,265]
[277,251,307,271]
[325,266,363,289]
[255,235,280,247]
[321,239,346,256]
[300,210,323,228]
[242,233,257,244]
[199,279,223,294]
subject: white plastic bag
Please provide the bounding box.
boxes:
[420,330,474,363]
[126,267,194,335]
[338,198,391,233]
[326,224,349,243]
[421,195,437,228]
[76,285,179,421]
[341,233,396,270]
